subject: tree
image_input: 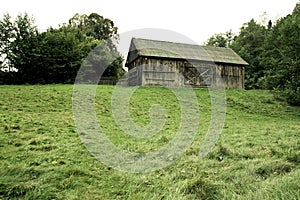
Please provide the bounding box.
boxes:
[293,1,300,14]
[0,12,124,84]
[205,30,235,47]
[267,20,272,30]
[0,13,40,83]
[262,12,300,105]
[38,26,100,83]
[76,40,123,83]
[0,13,14,71]
[68,13,124,78]
[205,2,300,105]
[68,13,118,41]
[230,19,268,89]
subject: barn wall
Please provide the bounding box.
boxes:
[127,57,144,86]
[141,58,178,87]
[218,64,244,89]
[127,57,180,87]
[126,56,245,89]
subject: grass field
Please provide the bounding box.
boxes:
[0,85,299,199]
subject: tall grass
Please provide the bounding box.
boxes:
[0,85,299,199]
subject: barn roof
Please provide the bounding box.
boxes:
[126,38,248,66]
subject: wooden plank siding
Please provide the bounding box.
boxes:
[125,38,247,89]
[127,57,244,89]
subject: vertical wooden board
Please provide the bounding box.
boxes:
[127,56,245,88]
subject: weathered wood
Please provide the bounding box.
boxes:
[126,57,245,89]
[125,38,247,89]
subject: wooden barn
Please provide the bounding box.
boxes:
[125,38,248,89]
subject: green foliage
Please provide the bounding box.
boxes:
[0,13,14,71]
[0,85,299,199]
[206,1,300,105]
[76,40,124,83]
[39,26,100,83]
[206,20,270,90]
[230,19,268,89]
[206,33,227,47]
[293,1,300,14]
[68,13,118,41]
[261,9,300,105]
[68,13,119,53]
[205,30,235,48]
[0,12,123,84]
[0,12,39,83]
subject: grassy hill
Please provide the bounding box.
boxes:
[0,85,299,199]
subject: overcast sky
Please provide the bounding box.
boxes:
[1,0,298,45]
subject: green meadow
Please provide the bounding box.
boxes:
[0,85,299,199]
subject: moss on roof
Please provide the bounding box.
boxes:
[127,38,248,65]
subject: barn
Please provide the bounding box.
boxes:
[125,38,248,89]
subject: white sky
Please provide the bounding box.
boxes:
[0,0,298,45]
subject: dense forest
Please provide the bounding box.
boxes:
[0,13,124,84]
[0,2,299,105]
[206,2,300,105]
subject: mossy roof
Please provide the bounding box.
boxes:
[127,38,248,65]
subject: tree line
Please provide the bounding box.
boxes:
[206,2,300,105]
[0,12,124,84]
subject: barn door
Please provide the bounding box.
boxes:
[183,67,211,87]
